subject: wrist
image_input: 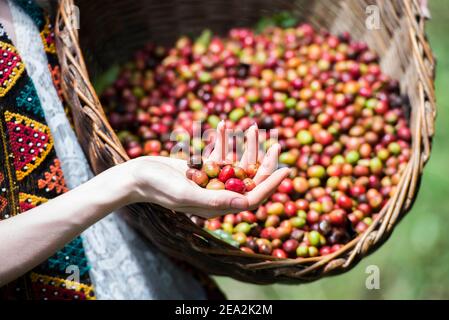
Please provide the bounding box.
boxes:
[86,160,142,212]
[118,158,155,205]
[111,159,145,206]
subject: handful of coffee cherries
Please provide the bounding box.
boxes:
[187,160,259,194]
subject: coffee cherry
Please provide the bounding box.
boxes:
[267,202,284,216]
[234,222,252,234]
[225,178,246,194]
[308,231,322,247]
[307,165,326,179]
[329,209,346,226]
[240,247,254,254]
[293,177,309,193]
[203,162,220,178]
[296,245,309,257]
[206,219,221,231]
[308,246,319,257]
[143,140,161,154]
[192,170,209,187]
[297,130,313,145]
[222,222,233,234]
[233,232,247,244]
[259,242,273,255]
[243,178,256,192]
[218,165,235,182]
[283,239,299,254]
[278,178,294,194]
[337,194,353,210]
[186,168,197,180]
[272,248,288,259]
[234,166,248,180]
[206,179,225,190]
[246,163,259,178]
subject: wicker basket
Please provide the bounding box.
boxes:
[54,0,436,284]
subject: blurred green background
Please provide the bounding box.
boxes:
[215,0,449,299]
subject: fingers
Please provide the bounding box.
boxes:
[179,167,290,217]
[253,143,281,185]
[179,188,250,217]
[247,167,290,210]
[208,120,226,162]
[239,124,259,169]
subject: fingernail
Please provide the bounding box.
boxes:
[231,198,248,209]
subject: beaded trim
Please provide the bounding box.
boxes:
[0,41,26,98]
[40,17,56,55]
[4,111,54,181]
[29,273,96,300]
[18,192,47,212]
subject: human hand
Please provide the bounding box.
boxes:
[126,121,290,218]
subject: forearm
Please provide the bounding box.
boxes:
[0,162,135,285]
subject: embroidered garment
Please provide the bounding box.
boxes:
[0,0,95,300]
[7,0,211,299]
[1,0,224,300]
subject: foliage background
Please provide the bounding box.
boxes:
[215,0,449,299]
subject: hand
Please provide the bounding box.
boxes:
[127,122,290,218]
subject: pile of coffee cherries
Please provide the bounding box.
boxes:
[187,161,257,194]
[101,23,411,259]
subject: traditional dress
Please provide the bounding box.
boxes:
[0,0,224,300]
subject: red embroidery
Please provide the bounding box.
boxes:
[19,193,48,212]
[40,18,56,54]
[0,42,26,97]
[4,112,53,181]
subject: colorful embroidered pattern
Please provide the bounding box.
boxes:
[19,192,47,212]
[46,237,91,277]
[29,273,96,300]
[48,64,63,100]
[0,1,96,300]
[0,41,26,97]
[4,111,54,181]
[16,81,45,118]
[38,159,68,194]
[40,18,56,55]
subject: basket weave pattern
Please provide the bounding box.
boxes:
[55,0,436,283]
